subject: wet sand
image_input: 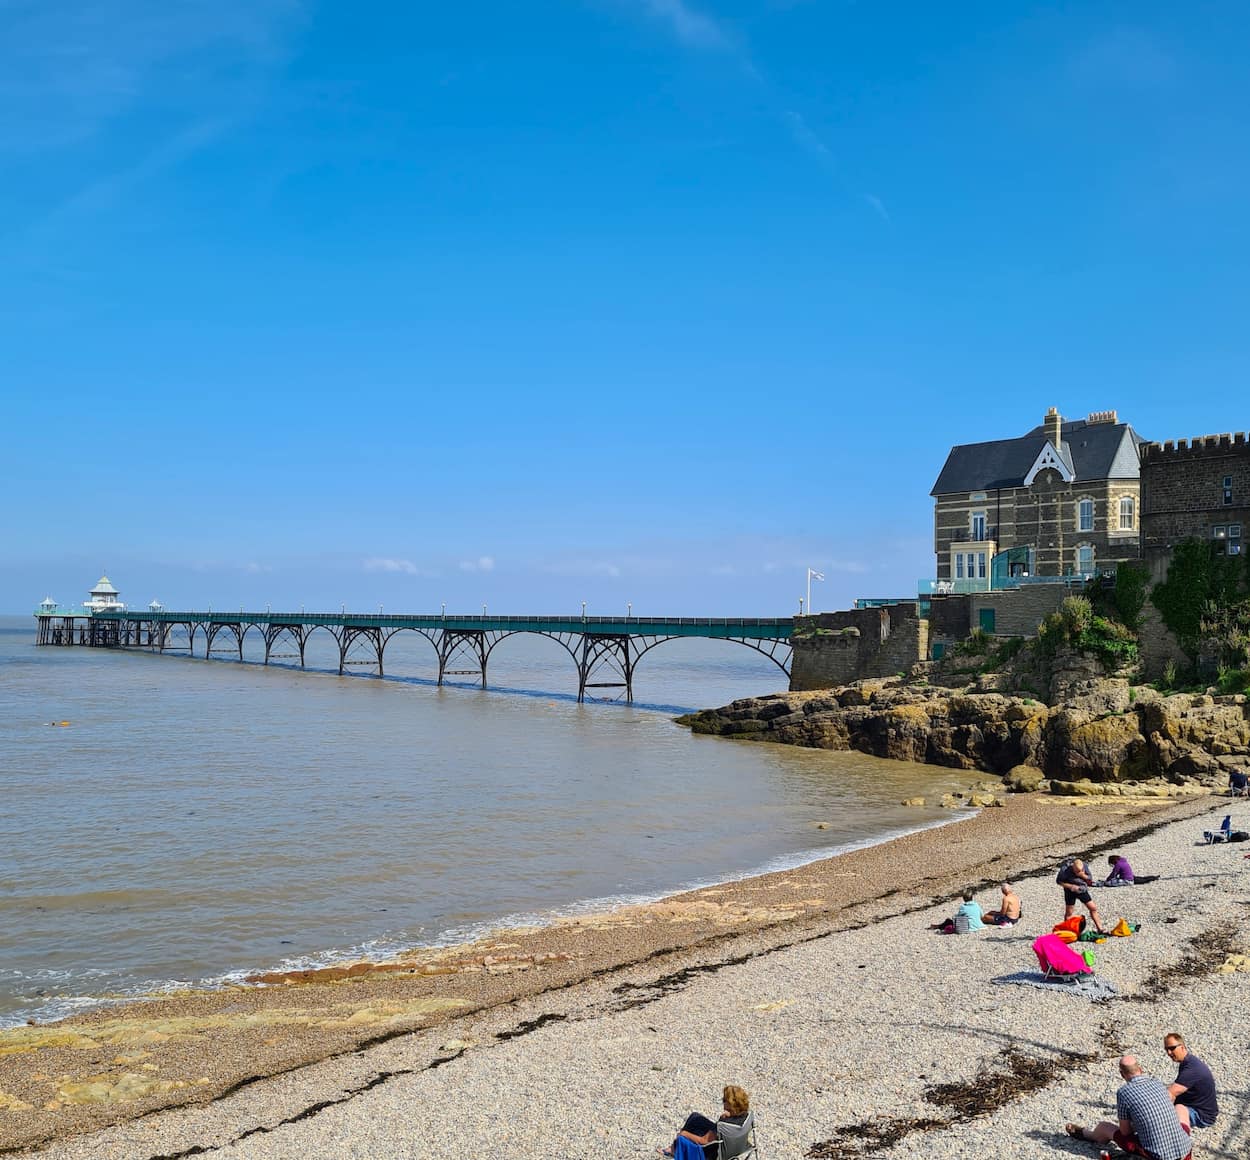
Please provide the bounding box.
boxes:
[0,790,1223,1154]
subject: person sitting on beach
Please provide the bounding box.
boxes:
[1104,854,1160,887]
[1229,769,1249,797]
[659,1085,751,1158]
[1164,1033,1219,1131]
[956,888,986,930]
[1057,858,1107,933]
[1065,1055,1192,1160]
[982,883,1022,925]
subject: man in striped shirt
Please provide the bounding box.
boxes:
[1066,1055,1192,1160]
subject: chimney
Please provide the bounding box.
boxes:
[1044,406,1063,450]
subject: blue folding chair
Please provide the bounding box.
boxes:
[1204,815,1232,843]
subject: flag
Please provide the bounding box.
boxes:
[808,569,825,581]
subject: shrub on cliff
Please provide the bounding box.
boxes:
[1151,538,1248,662]
[1035,595,1138,672]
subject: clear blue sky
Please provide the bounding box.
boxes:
[3,2,1248,615]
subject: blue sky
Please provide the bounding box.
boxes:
[3,1,1249,615]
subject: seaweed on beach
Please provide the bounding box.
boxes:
[1123,920,1244,1004]
[806,1045,1097,1158]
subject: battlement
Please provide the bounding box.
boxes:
[1140,431,1249,461]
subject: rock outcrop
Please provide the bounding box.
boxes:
[677,678,1250,794]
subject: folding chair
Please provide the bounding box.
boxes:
[712,1112,759,1159]
[1204,815,1232,843]
[1032,934,1092,982]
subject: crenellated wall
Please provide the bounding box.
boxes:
[789,604,927,689]
[1140,430,1250,581]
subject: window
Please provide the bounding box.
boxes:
[977,552,987,579]
[1224,476,1234,506]
[1078,498,1094,532]
[968,553,979,579]
[1231,525,1243,557]
[1213,525,1227,540]
[1118,496,1134,530]
[971,511,986,541]
[1077,545,1094,574]
[956,554,965,579]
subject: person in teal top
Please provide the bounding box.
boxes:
[956,888,985,930]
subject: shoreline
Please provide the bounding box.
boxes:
[0,789,1226,1154]
[0,804,979,1035]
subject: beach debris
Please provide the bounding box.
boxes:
[752,1000,793,1012]
[901,797,926,806]
[1217,952,1250,974]
[0,1089,33,1111]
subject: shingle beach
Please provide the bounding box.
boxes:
[4,792,1247,1160]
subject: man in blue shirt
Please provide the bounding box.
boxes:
[1066,1055,1191,1160]
[1164,1033,1219,1130]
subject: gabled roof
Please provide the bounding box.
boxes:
[931,417,1146,496]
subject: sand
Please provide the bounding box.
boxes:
[2,790,1246,1159]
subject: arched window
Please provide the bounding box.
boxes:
[1119,495,1135,530]
[1078,498,1094,532]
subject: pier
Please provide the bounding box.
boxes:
[35,604,793,703]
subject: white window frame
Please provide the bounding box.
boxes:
[977,552,987,579]
[1077,544,1094,574]
[1078,498,1094,533]
[956,554,965,579]
[971,511,986,541]
[1118,495,1134,531]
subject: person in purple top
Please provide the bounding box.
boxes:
[1104,853,1159,886]
[1164,1033,1219,1130]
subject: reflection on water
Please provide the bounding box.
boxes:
[0,620,973,1027]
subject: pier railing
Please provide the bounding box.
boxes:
[36,609,793,703]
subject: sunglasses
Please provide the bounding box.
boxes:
[1164,1044,1182,1053]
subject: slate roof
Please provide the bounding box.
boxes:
[931,418,1145,496]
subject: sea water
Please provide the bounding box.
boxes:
[0,616,971,1028]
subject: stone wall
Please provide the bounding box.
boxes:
[925,586,1069,657]
[1137,600,1189,681]
[790,604,927,690]
[1140,432,1250,582]
[970,585,1070,638]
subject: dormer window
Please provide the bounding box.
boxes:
[1078,498,1094,532]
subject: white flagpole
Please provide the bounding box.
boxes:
[805,567,825,615]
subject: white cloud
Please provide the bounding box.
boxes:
[459,556,496,573]
[541,559,623,578]
[243,561,273,574]
[0,0,299,152]
[640,0,732,53]
[863,193,891,223]
[364,557,433,577]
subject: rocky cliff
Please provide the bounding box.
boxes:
[677,675,1250,796]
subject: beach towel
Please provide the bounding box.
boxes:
[671,1136,707,1160]
[1033,934,1092,976]
[994,970,1119,1001]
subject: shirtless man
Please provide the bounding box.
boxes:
[983,882,1021,926]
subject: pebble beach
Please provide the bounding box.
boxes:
[4,791,1247,1160]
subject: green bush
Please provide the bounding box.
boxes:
[1216,667,1250,695]
[1112,563,1150,631]
[1152,539,1248,661]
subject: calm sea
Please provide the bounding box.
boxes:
[0,615,971,1029]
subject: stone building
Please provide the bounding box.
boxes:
[930,407,1145,589]
[1139,430,1250,581]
